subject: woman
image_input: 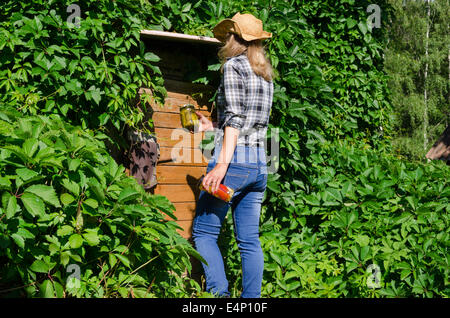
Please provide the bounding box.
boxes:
[192,12,274,298]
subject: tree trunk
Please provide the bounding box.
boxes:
[423,0,430,153]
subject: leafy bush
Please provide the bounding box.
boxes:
[220,140,449,297]
[135,0,449,298]
[139,0,393,145]
[0,108,202,298]
[0,0,165,134]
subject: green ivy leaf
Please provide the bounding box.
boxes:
[16,227,35,240]
[40,280,55,298]
[324,188,342,203]
[68,158,81,171]
[0,177,12,191]
[30,259,50,273]
[181,2,191,12]
[91,89,101,105]
[20,192,45,217]
[358,21,368,35]
[60,193,75,206]
[69,234,83,249]
[347,18,358,29]
[88,178,105,202]
[83,229,100,246]
[60,251,71,266]
[118,187,140,203]
[115,254,131,268]
[53,281,64,298]
[16,168,42,184]
[405,196,417,211]
[207,63,221,71]
[83,198,98,209]
[6,195,17,219]
[109,253,117,268]
[303,194,320,206]
[54,56,67,68]
[143,52,160,62]
[25,184,60,208]
[61,179,80,196]
[22,138,39,158]
[57,225,74,236]
[11,233,25,249]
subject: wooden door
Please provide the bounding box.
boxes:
[141,79,214,239]
[138,32,220,239]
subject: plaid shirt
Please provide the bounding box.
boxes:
[214,53,274,147]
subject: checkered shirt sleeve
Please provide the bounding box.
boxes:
[215,54,274,147]
[222,61,247,129]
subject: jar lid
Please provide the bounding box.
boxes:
[180,104,195,111]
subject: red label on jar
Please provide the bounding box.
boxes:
[198,177,234,202]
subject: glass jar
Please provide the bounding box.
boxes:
[198,176,235,202]
[180,104,199,132]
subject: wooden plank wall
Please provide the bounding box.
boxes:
[137,35,220,240]
[141,80,214,239]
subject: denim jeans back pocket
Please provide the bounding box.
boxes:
[223,164,250,193]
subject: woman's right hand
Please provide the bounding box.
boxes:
[196,111,214,132]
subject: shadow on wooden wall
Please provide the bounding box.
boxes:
[137,31,221,240]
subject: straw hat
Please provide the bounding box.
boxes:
[213,12,272,43]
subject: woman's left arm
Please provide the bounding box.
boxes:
[202,126,239,194]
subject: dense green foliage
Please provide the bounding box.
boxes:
[0,108,202,297]
[0,0,165,136]
[222,141,449,297]
[0,0,448,298]
[158,0,449,297]
[140,0,393,143]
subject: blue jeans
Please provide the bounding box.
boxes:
[192,144,267,298]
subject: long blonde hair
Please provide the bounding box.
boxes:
[218,33,274,82]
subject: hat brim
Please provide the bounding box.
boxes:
[213,19,240,42]
[240,31,272,42]
[213,18,272,43]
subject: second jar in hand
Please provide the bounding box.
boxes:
[198,176,235,202]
